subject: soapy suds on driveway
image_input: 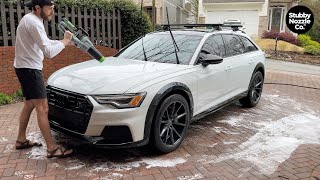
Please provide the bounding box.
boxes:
[199,94,320,175]
[22,93,320,177]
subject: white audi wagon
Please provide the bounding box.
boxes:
[47,24,265,153]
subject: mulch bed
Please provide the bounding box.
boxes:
[265,50,320,66]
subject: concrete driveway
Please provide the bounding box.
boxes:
[0,59,320,180]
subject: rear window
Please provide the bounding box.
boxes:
[222,34,246,57]
[239,36,258,53]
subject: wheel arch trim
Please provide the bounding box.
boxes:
[253,62,265,77]
[143,82,194,142]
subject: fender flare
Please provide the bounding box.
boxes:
[253,62,265,77]
[246,62,265,91]
[143,82,194,142]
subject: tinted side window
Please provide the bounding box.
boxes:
[240,36,258,52]
[223,35,245,57]
[200,35,225,58]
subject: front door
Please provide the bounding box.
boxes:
[268,6,286,33]
[194,34,230,115]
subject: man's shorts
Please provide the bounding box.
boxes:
[15,68,47,100]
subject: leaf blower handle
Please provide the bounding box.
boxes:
[57,18,106,63]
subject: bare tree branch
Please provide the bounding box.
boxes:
[187,0,199,23]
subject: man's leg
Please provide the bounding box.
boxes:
[32,98,73,156]
[16,99,35,145]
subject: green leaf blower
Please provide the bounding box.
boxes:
[58,18,106,63]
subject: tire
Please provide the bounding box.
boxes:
[151,94,190,153]
[239,71,264,107]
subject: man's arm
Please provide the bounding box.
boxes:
[29,23,72,59]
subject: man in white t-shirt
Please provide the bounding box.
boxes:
[14,0,73,158]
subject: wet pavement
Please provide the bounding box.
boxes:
[0,61,320,179]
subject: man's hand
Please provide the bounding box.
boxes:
[61,31,73,46]
[67,41,75,46]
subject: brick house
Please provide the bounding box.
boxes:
[198,0,299,37]
[132,0,190,24]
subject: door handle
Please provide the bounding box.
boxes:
[249,59,254,64]
[225,65,231,71]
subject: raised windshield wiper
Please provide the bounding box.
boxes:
[141,37,147,61]
[165,7,180,64]
[140,0,148,61]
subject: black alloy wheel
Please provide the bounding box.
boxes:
[240,71,264,107]
[251,72,263,104]
[152,94,190,153]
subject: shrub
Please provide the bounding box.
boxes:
[262,31,298,45]
[0,93,13,105]
[297,34,311,47]
[299,0,320,42]
[108,0,152,47]
[278,32,298,45]
[308,41,320,49]
[0,90,24,106]
[11,89,24,101]
[262,31,278,39]
[297,34,320,55]
[305,45,320,55]
[297,34,320,48]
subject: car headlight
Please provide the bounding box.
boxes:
[92,92,147,108]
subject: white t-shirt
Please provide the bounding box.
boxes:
[14,12,65,70]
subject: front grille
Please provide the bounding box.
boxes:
[47,86,93,134]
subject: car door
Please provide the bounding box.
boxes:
[222,34,249,96]
[238,36,260,90]
[193,34,231,114]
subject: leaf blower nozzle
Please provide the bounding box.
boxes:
[87,47,106,63]
[58,18,106,63]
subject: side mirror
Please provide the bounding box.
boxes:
[201,54,223,66]
[246,46,256,52]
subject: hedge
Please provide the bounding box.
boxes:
[298,34,320,55]
[305,45,320,55]
[262,31,298,45]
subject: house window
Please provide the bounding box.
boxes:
[144,6,156,22]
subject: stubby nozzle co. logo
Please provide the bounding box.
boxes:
[286,5,314,34]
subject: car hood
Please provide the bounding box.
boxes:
[48,57,187,94]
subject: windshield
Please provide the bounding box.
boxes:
[116,33,204,65]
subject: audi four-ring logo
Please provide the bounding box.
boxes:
[76,101,86,109]
[55,93,68,105]
[53,92,86,109]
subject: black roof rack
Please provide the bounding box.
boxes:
[160,24,244,32]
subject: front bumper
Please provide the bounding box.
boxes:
[47,86,150,148]
[49,120,148,148]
